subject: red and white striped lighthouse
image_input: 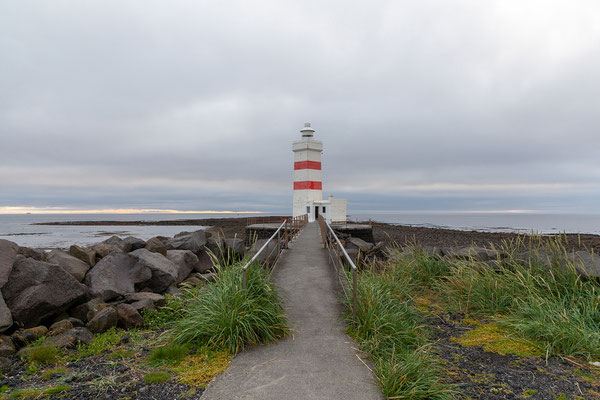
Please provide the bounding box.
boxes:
[293,123,323,219]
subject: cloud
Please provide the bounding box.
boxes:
[1,0,599,213]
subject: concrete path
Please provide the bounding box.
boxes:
[202,222,382,400]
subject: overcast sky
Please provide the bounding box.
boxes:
[1,0,599,214]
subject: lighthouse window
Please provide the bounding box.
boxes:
[306,206,310,214]
[322,206,326,213]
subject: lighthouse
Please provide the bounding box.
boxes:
[292,123,347,223]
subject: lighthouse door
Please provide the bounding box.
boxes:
[314,206,319,220]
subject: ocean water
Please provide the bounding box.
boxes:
[1,212,599,249]
[0,213,258,249]
[349,212,600,235]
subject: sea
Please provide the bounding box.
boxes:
[1,212,599,249]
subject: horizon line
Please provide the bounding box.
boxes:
[0,207,265,215]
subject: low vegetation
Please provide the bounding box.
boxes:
[346,234,600,399]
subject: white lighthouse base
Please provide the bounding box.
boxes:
[303,196,346,223]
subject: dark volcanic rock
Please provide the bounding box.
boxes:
[129,249,179,293]
[91,243,125,259]
[84,253,152,301]
[2,256,87,328]
[166,250,198,283]
[130,299,156,313]
[12,326,48,346]
[123,236,146,252]
[0,335,15,357]
[69,298,104,323]
[17,246,46,261]
[224,238,245,258]
[0,295,12,333]
[145,237,167,256]
[87,307,118,333]
[47,327,93,348]
[166,230,207,254]
[46,249,90,282]
[0,239,19,288]
[123,292,166,307]
[69,245,96,267]
[48,319,73,337]
[116,303,143,329]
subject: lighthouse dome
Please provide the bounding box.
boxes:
[300,122,315,138]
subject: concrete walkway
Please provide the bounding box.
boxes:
[202,222,382,400]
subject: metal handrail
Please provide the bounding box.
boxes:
[319,215,358,324]
[242,214,308,290]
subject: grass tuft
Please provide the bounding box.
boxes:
[25,346,58,365]
[148,344,189,366]
[143,371,171,384]
[171,261,288,354]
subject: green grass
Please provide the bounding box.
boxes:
[24,346,58,365]
[439,236,600,359]
[143,371,171,384]
[148,344,190,366]
[348,260,454,399]
[171,261,288,354]
[74,327,123,359]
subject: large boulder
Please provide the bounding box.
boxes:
[46,327,93,349]
[46,250,90,282]
[123,237,146,252]
[129,249,179,293]
[17,247,46,261]
[116,304,143,329]
[102,236,130,252]
[568,251,600,278]
[91,243,124,259]
[0,239,19,288]
[69,245,96,267]
[84,253,152,301]
[195,250,215,273]
[442,246,497,261]
[166,231,207,254]
[87,306,118,333]
[145,237,167,256]
[0,296,12,333]
[123,292,166,307]
[0,335,15,357]
[2,256,87,328]
[69,298,105,323]
[48,320,73,337]
[166,250,198,283]
[224,238,245,258]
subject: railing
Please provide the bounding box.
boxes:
[318,215,358,324]
[247,216,288,225]
[242,214,308,290]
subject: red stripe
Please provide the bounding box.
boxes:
[293,181,322,190]
[294,161,321,170]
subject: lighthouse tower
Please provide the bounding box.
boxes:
[292,123,347,223]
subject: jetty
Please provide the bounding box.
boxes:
[202,222,382,399]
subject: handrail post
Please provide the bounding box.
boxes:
[353,268,357,325]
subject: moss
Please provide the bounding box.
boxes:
[572,368,600,384]
[451,323,542,357]
[143,371,171,384]
[522,389,537,398]
[74,327,123,359]
[172,347,231,387]
[42,385,70,395]
[148,344,189,366]
[553,394,568,400]
[461,317,480,326]
[8,389,41,399]
[109,349,135,360]
[25,346,58,365]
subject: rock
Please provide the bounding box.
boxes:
[116,304,143,329]
[87,306,118,333]
[102,236,130,252]
[185,272,216,284]
[0,295,12,333]
[129,249,179,293]
[179,276,203,287]
[46,250,90,282]
[195,251,216,273]
[84,253,152,301]
[17,247,46,261]
[346,237,374,253]
[0,357,10,373]
[123,237,146,252]
[2,257,88,328]
[166,230,207,254]
[12,326,48,346]
[91,243,124,259]
[48,320,73,337]
[145,237,167,256]
[67,317,84,328]
[517,249,554,268]
[0,335,15,357]
[166,250,198,283]
[123,292,166,307]
[69,298,105,323]
[69,245,96,267]
[86,303,112,322]
[46,327,93,349]
[165,285,182,296]
[205,236,224,258]
[248,239,279,265]
[130,299,155,313]
[0,239,19,288]
[224,238,245,258]
[568,251,600,278]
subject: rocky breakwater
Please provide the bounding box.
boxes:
[0,229,248,373]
